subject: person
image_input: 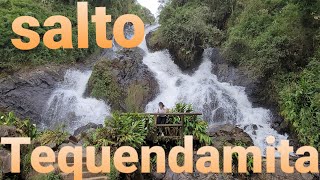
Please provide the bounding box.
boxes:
[157,102,168,124]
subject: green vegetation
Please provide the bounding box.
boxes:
[0,112,38,139]
[88,0,155,24]
[83,113,155,149]
[88,58,123,110]
[223,0,320,150]
[0,0,97,71]
[88,48,154,113]
[37,125,69,147]
[279,58,320,150]
[82,103,211,179]
[231,141,255,176]
[0,0,154,71]
[156,0,320,150]
[125,83,150,112]
[170,103,212,145]
[0,112,69,179]
[154,0,234,69]
[84,103,211,149]
[29,172,62,180]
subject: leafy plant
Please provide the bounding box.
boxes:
[37,125,68,147]
[86,113,155,149]
[0,112,38,139]
[279,59,320,150]
[170,103,212,145]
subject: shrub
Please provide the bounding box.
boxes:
[170,103,212,145]
[279,59,320,150]
[0,112,38,139]
[85,113,154,149]
[37,125,69,147]
[153,0,228,68]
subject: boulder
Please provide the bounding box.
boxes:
[145,30,165,52]
[208,124,254,151]
[87,48,159,112]
[145,30,203,72]
[73,122,102,137]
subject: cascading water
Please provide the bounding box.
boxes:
[41,70,110,132]
[140,26,287,151]
[41,21,287,151]
[41,23,134,133]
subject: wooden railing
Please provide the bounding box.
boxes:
[137,113,203,140]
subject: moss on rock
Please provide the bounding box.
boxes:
[87,48,159,112]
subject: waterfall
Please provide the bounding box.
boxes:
[41,23,287,151]
[140,26,287,150]
[41,70,110,132]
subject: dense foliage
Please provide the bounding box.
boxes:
[223,0,320,150]
[87,58,123,110]
[84,113,154,149]
[0,0,154,71]
[154,0,235,69]
[156,0,320,150]
[0,0,97,71]
[279,58,320,150]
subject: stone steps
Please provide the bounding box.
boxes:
[53,145,107,180]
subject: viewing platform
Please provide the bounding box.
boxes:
[135,113,203,140]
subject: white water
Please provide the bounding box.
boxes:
[140,26,287,151]
[42,70,110,132]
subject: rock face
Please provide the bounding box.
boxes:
[87,48,159,112]
[0,66,65,124]
[210,48,260,105]
[208,124,254,151]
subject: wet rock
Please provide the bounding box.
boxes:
[87,48,159,112]
[68,135,79,144]
[211,48,259,103]
[47,142,57,150]
[168,45,204,72]
[0,67,65,124]
[0,125,18,137]
[0,149,11,174]
[73,122,102,137]
[208,124,254,151]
